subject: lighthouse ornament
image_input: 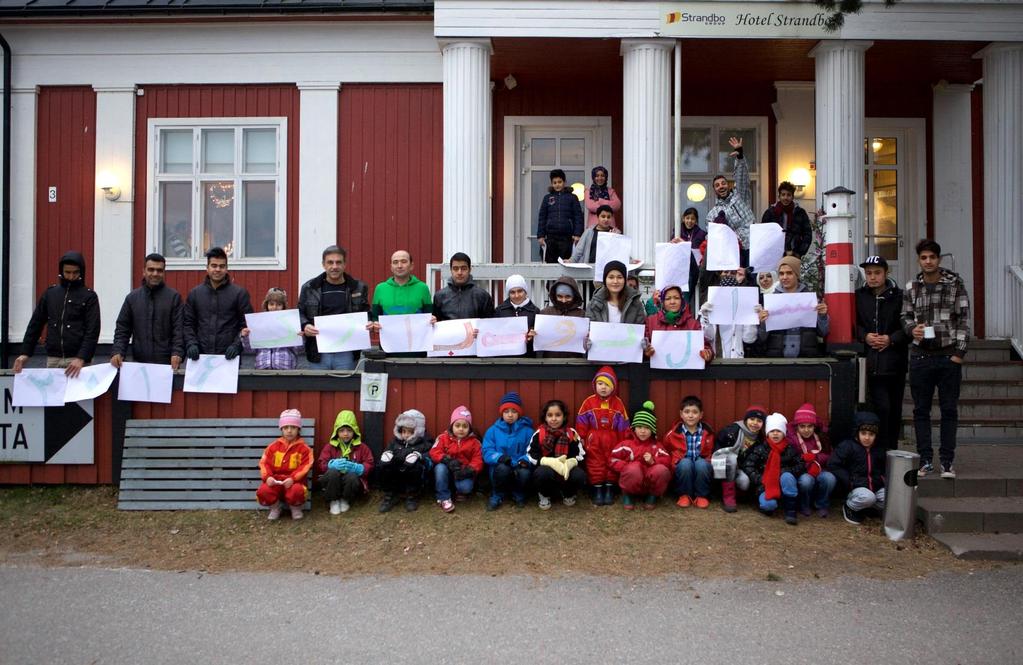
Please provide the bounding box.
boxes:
[822,186,856,345]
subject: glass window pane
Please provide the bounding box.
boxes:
[202,129,235,174]
[530,138,556,166]
[870,137,897,165]
[872,169,898,261]
[160,130,193,174]
[560,138,585,166]
[160,182,193,258]
[202,181,236,256]
[718,128,758,174]
[243,181,276,258]
[244,129,276,174]
[681,128,712,173]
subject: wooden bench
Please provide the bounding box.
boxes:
[118,418,316,510]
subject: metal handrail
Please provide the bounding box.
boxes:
[1009,264,1023,358]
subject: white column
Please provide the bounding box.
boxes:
[441,39,492,264]
[297,82,341,284]
[93,85,137,343]
[811,40,872,266]
[931,82,975,330]
[9,87,38,343]
[978,43,1023,338]
[621,39,673,265]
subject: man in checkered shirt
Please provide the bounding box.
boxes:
[706,136,756,267]
[901,239,971,480]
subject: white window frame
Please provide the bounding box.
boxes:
[680,116,770,216]
[146,116,288,270]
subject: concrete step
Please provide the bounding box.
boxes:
[909,444,1023,498]
[966,348,1016,362]
[917,496,1023,534]
[902,420,1023,442]
[930,532,1023,561]
[962,362,1023,380]
[957,380,1023,399]
[901,398,1023,420]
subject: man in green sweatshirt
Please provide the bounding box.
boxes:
[370,250,433,320]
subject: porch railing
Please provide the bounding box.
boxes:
[1009,264,1023,358]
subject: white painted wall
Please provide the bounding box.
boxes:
[773,82,816,208]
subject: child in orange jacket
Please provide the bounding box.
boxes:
[256,408,313,520]
[576,365,630,506]
[429,405,484,513]
[609,401,672,510]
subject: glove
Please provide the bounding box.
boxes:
[455,466,475,481]
[380,450,394,464]
[404,451,421,466]
[349,462,365,477]
[562,457,578,480]
[640,337,650,350]
[699,301,714,317]
[802,452,815,463]
[498,455,512,466]
[807,462,821,478]
[185,344,200,361]
[540,456,566,477]
[224,343,242,360]
[446,458,462,473]
[327,458,346,472]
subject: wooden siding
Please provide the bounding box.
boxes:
[132,85,301,303]
[338,84,444,291]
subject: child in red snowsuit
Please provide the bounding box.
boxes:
[576,365,630,506]
[256,408,313,520]
[610,401,672,510]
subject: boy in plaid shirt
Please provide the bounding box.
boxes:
[901,239,970,479]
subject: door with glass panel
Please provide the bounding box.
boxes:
[864,133,906,284]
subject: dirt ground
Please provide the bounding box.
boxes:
[0,486,1009,580]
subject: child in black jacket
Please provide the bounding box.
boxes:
[377,409,434,513]
[829,411,886,525]
[741,412,803,525]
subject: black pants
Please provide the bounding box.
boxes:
[491,463,532,501]
[320,469,363,502]
[377,460,429,496]
[909,354,963,466]
[543,235,574,263]
[866,372,907,451]
[533,465,587,498]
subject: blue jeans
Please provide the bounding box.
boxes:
[434,462,475,501]
[758,472,798,512]
[309,351,357,371]
[797,470,836,512]
[490,463,532,503]
[909,354,962,466]
[674,458,712,498]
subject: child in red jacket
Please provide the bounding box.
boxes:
[576,366,630,506]
[256,409,313,520]
[662,395,716,508]
[610,401,672,510]
[429,405,483,513]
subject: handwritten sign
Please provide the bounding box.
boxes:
[650,330,706,370]
[379,314,434,353]
[655,241,692,292]
[183,355,239,394]
[245,309,302,349]
[428,318,478,358]
[587,322,645,364]
[707,286,760,326]
[532,315,588,354]
[476,317,528,357]
[117,362,174,403]
[11,369,68,407]
[64,363,118,403]
[315,312,372,354]
[763,292,819,331]
[707,223,741,271]
[750,223,785,274]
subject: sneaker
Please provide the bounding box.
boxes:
[267,503,282,520]
[817,508,829,518]
[623,495,635,511]
[339,499,351,513]
[439,498,455,513]
[486,496,502,512]
[918,461,934,477]
[378,494,398,513]
[940,464,956,479]
[404,497,419,512]
[800,506,812,517]
[694,497,710,509]
[843,503,864,525]
[329,500,342,515]
[454,493,468,503]
[643,495,657,510]
[538,494,552,511]
[676,496,692,508]
[290,505,304,520]
[563,495,577,507]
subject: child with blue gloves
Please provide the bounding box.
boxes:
[315,409,374,515]
[482,391,535,511]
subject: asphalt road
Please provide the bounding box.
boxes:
[1,565,1020,664]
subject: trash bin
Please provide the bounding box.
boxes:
[884,449,920,541]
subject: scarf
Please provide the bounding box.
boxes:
[663,309,680,324]
[537,425,573,458]
[719,274,739,287]
[773,201,795,230]
[763,438,788,501]
[796,432,822,455]
[588,166,610,202]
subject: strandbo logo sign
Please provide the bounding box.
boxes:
[666,10,727,26]
[661,2,834,38]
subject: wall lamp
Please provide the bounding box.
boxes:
[98,172,121,201]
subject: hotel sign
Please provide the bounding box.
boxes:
[660,3,833,38]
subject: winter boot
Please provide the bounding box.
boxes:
[783,494,798,526]
[721,481,738,513]
[604,483,617,506]
[591,485,604,506]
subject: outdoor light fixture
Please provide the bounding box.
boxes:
[98,172,121,201]
[790,167,811,196]
[571,182,585,202]
[686,182,706,203]
[504,74,517,90]
[872,138,883,153]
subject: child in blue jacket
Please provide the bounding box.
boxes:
[481,391,535,511]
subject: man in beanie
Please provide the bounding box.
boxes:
[829,411,887,525]
[741,412,803,524]
[712,404,767,512]
[757,255,829,357]
[482,391,535,510]
[610,401,672,510]
[256,409,313,520]
[378,409,434,513]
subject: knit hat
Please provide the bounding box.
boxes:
[778,255,802,275]
[450,405,472,427]
[793,402,818,426]
[765,412,788,435]
[744,404,768,422]
[498,391,524,416]
[854,410,881,434]
[603,260,627,283]
[592,366,618,394]
[394,409,426,440]
[632,401,657,434]
[505,274,529,299]
[278,408,302,430]
[554,283,574,298]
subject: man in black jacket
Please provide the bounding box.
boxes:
[760,180,813,258]
[432,253,495,322]
[110,253,184,370]
[298,245,370,370]
[14,250,100,378]
[855,255,908,452]
[183,247,253,360]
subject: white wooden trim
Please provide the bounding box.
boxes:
[298,84,341,285]
[9,88,38,342]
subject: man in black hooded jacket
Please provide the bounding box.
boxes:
[110,253,184,370]
[14,250,101,378]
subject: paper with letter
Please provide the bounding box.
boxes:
[749,223,785,274]
[587,322,644,364]
[763,292,819,331]
[476,317,528,357]
[595,233,633,283]
[244,309,302,349]
[12,369,67,407]
[532,315,588,354]
[117,362,174,403]
[64,363,118,402]
[379,313,434,353]
[183,355,239,394]
[707,286,760,326]
[706,223,741,271]
[428,318,478,357]
[315,312,372,353]
[650,330,706,370]
[655,242,692,292]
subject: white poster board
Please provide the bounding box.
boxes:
[749,223,785,274]
[476,317,528,357]
[707,286,761,326]
[586,322,645,364]
[117,362,174,403]
[12,369,67,407]
[706,223,741,271]
[244,309,303,349]
[314,312,372,354]
[650,330,706,370]
[763,292,819,331]
[183,355,240,394]
[594,233,632,282]
[379,314,434,353]
[532,315,588,354]
[655,242,692,292]
[64,363,118,402]
[428,319,478,357]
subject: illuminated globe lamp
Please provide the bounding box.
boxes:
[686,182,706,203]
[571,182,586,202]
[822,186,855,345]
[789,167,811,197]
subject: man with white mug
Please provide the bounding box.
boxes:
[901,239,971,479]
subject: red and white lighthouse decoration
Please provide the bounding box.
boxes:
[822,186,856,344]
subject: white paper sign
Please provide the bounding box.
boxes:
[315,312,372,354]
[379,314,434,353]
[183,355,240,394]
[650,330,706,370]
[655,242,692,292]
[707,223,741,271]
[12,369,68,407]
[750,223,786,274]
[595,233,633,282]
[428,318,478,357]
[360,372,388,413]
[532,314,588,354]
[244,309,302,349]
[476,317,528,357]
[763,292,820,331]
[117,362,174,403]
[587,322,645,364]
[64,363,118,402]
[707,286,761,326]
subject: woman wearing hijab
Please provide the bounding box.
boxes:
[643,285,714,362]
[584,166,622,229]
[496,274,540,357]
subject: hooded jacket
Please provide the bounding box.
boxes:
[316,410,375,491]
[537,187,584,239]
[855,280,908,376]
[382,410,434,462]
[111,277,184,363]
[20,251,101,361]
[760,201,813,257]
[259,435,313,483]
[712,419,764,462]
[828,438,886,493]
[184,274,253,354]
[432,276,495,322]
[575,366,630,440]
[298,271,370,363]
[570,225,620,264]
[482,414,536,467]
[586,284,646,325]
[537,276,586,359]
